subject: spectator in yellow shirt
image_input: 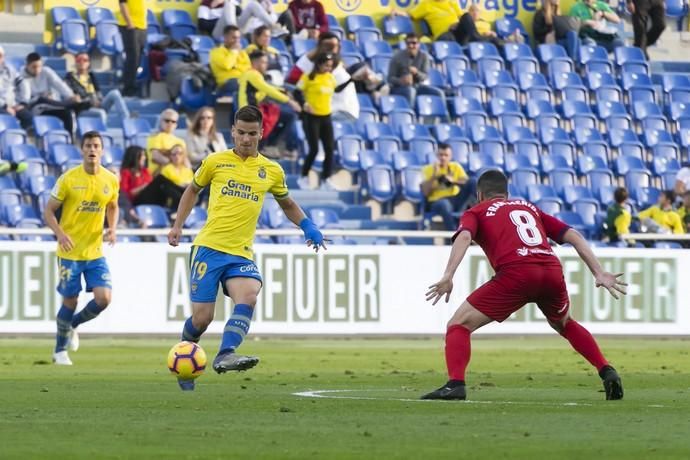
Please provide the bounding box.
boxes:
[294,52,344,190]
[638,190,684,234]
[421,143,476,230]
[395,0,463,40]
[210,25,251,95]
[245,25,282,74]
[676,191,690,233]
[239,50,301,156]
[146,108,186,174]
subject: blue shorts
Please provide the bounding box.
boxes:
[189,246,262,303]
[57,257,112,298]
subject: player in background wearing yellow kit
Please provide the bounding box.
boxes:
[168,105,327,391]
[44,131,120,365]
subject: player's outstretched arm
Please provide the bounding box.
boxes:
[562,228,628,299]
[426,230,472,305]
[276,197,328,252]
[44,197,74,252]
[168,184,201,247]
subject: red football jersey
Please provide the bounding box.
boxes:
[454,197,571,272]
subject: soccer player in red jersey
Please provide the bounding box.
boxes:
[423,170,627,401]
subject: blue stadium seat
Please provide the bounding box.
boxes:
[511,167,540,196]
[541,152,573,174]
[135,205,170,228]
[52,6,80,27]
[59,19,90,54]
[622,72,656,104]
[595,185,618,207]
[308,208,340,228]
[663,74,690,104]
[33,115,65,137]
[95,20,123,56]
[652,156,680,176]
[340,39,358,54]
[538,125,569,145]
[365,166,396,203]
[374,137,402,160]
[476,58,505,80]
[337,135,366,172]
[494,17,528,42]
[536,44,572,67]
[449,97,487,125]
[653,241,683,249]
[362,122,395,144]
[537,197,564,215]
[484,70,518,97]
[77,117,107,137]
[397,123,432,143]
[467,42,502,65]
[526,100,560,126]
[431,41,464,62]
[291,37,316,58]
[614,155,646,176]
[468,153,501,175]
[1,203,40,227]
[424,68,447,89]
[47,143,81,167]
[161,9,196,40]
[597,100,632,130]
[614,46,649,75]
[625,168,652,191]
[259,199,286,229]
[573,128,604,147]
[146,9,162,34]
[8,144,41,163]
[416,95,449,122]
[0,114,20,133]
[548,168,577,199]
[504,153,534,174]
[332,120,357,141]
[391,150,422,171]
[561,100,597,128]
[383,15,415,38]
[470,124,502,143]
[562,185,594,206]
[378,95,412,116]
[555,211,590,237]
[571,199,599,234]
[178,77,216,111]
[101,145,124,167]
[362,40,393,59]
[511,57,540,80]
[400,166,424,203]
[431,124,466,142]
[345,14,376,33]
[28,175,56,197]
[86,6,115,26]
[358,149,387,171]
[578,44,608,66]
[408,138,437,158]
[518,72,553,102]
[503,43,535,61]
[443,59,471,85]
[642,129,675,148]
[577,155,608,176]
[446,137,471,168]
[446,68,484,97]
[0,129,27,154]
[354,27,382,46]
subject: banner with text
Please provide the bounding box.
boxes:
[0,242,687,335]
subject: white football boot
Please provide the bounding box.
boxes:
[53,351,73,365]
[68,328,79,352]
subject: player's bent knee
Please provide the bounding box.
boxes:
[447,301,492,332]
[237,293,258,307]
[62,297,79,309]
[548,316,570,334]
[94,292,112,308]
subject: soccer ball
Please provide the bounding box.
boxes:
[167,341,207,380]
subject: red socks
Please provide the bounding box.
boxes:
[561,319,608,371]
[445,324,472,381]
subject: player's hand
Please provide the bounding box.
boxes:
[57,232,74,252]
[104,228,116,246]
[426,275,454,305]
[595,272,628,299]
[300,218,330,253]
[168,226,182,247]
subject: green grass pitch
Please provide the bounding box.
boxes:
[1,337,689,459]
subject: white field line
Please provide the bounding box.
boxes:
[292,389,666,408]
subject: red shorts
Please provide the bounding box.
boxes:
[466,264,570,323]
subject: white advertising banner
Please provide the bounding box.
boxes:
[0,242,687,335]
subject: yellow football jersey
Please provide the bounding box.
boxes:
[51,165,120,261]
[192,149,289,259]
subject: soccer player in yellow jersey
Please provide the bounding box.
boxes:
[168,105,327,390]
[44,132,120,365]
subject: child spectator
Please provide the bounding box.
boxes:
[295,53,344,190]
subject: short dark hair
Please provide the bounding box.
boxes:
[253,25,270,39]
[477,169,508,198]
[249,50,266,61]
[26,52,41,64]
[662,190,675,202]
[437,142,451,152]
[223,25,240,35]
[81,131,103,148]
[405,32,419,41]
[318,31,339,43]
[234,105,262,125]
[613,187,628,204]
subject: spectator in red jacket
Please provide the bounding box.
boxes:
[287,0,328,39]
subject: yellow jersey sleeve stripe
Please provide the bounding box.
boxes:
[273,191,290,199]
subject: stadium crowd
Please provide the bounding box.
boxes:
[1,0,690,246]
